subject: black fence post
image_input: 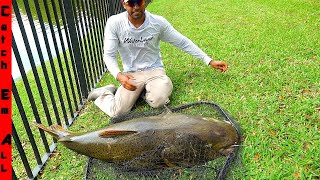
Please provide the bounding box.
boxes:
[109,0,115,15]
[62,0,88,99]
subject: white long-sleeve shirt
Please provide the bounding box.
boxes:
[103,10,212,78]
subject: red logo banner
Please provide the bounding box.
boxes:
[0,0,12,179]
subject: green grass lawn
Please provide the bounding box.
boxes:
[15,0,319,179]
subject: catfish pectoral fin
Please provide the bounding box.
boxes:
[32,121,72,139]
[98,130,137,138]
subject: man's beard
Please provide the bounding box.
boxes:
[130,10,144,19]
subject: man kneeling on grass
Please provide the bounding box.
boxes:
[88,0,228,117]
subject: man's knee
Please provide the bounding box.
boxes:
[108,105,132,118]
[147,96,170,108]
[94,96,132,118]
[108,112,121,118]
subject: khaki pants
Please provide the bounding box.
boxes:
[94,69,173,117]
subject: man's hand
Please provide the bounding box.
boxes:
[116,73,137,91]
[209,60,228,73]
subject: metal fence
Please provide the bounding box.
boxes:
[12,0,151,179]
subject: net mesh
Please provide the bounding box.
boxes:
[85,101,242,180]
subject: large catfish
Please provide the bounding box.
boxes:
[34,113,240,169]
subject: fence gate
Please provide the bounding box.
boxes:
[12,0,151,179]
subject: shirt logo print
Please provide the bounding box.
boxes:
[123,36,154,47]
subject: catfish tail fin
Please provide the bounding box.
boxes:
[32,121,73,139]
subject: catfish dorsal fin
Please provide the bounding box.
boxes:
[98,130,137,138]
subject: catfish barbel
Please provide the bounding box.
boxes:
[33,113,240,169]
